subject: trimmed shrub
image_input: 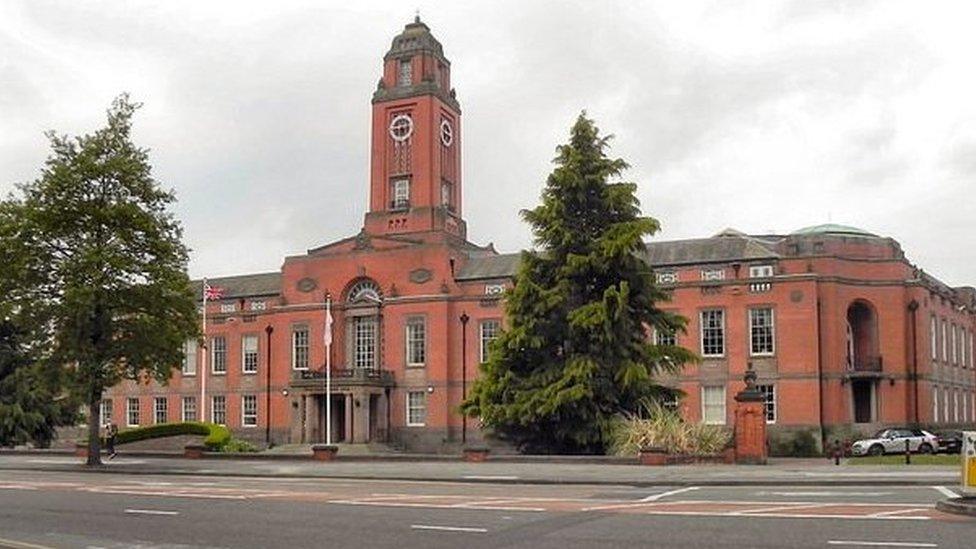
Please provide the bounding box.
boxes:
[219,437,257,453]
[86,422,231,451]
[608,403,732,456]
[768,428,822,457]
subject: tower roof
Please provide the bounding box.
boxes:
[790,223,878,237]
[384,16,446,62]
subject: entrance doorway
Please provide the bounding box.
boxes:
[852,380,876,423]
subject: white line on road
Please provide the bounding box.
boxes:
[461,475,519,480]
[867,508,928,518]
[410,524,488,533]
[930,485,957,498]
[640,486,699,502]
[0,536,57,549]
[755,491,893,497]
[124,509,180,516]
[827,541,936,547]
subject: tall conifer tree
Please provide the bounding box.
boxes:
[463,114,695,453]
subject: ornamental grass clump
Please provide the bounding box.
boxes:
[609,402,730,456]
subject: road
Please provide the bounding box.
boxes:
[0,466,970,548]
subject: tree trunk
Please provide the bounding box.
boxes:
[86,393,102,466]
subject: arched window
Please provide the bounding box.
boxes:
[347,279,382,304]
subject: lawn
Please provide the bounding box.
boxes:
[848,454,961,466]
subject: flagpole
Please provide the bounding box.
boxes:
[325,295,332,446]
[200,278,208,423]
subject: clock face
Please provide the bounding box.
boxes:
[389,114,414,142]
[440,119,454,147]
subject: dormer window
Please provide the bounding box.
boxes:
[749,264,774,278]
[391,178,410,210]
[398,58,412,86]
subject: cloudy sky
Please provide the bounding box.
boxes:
[2,1,974,285]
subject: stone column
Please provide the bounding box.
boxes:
[734,363,768,465]
[345,393,354,443]
[303,394,315,444]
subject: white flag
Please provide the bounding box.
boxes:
[324,304,333,346]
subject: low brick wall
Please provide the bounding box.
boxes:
[119,434,205,452]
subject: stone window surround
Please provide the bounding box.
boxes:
[748,307,776,357]
[405,315,427,367]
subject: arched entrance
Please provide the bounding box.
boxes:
[846,300,881,423]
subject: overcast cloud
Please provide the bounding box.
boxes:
[1,1,974,286]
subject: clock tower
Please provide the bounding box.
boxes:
[364,17,465,239]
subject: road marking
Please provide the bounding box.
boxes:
[826,542,936,547]
[732,503,832,515]
[124,508,180,516]
[461,475,519,480]
[0,537,57,549]
[868,508,928,518]
[755,491,893,497]
[640,486,699,502]
[930,485,957,498]
[410,524,488,533]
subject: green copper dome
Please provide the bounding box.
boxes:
[790,224,877,237]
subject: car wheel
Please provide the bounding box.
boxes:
[869,444,884,456]
[918,443,933,454]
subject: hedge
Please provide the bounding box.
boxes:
[86,422,231,450]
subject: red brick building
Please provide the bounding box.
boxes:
[104,19,976,453]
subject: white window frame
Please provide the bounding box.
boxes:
[700,268,725,281]
[242,395,257,427]
[405,317,426,367]
[219,303,236,313]
[480,319,501,363]
[406,391,427,426]
[656,271,678,284]
[249,300,267,311]
[941,319,948,362]
[182,396,197,423]
[354,316,377,370]
[933,385,939,423]
[100,399,113,426]
[292,326,309,370]
[391,178,410,210]
[182,339,197,376]
[701,385,726,425]
[211,395,226,426]
[748,308,775,356]
[153,397,168,424]
[953,389,959,423]
[756,384,776,423]
[700,309,725,357]
[654,326,676,347]
[242,334,259,374]
[398,58,412,86]
[943,387,949,423]
[749,264,774,278]
[951,324,958,365]
[126,397,140,427]
[211,335,227,374]
[930,316,938,361]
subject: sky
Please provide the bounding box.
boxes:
[1,1,975,285]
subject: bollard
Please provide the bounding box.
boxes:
[905,439,911,465]
[832,439,841,466]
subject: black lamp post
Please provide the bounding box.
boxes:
[460,311,470,444]
[264,324,274,447]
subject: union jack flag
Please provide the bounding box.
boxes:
[204,281,224,301]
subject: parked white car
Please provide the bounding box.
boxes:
[850,428,938,456]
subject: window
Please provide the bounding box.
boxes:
[930,316,938,361]
[749,308,775,356]
[220,303,236,313]
[701,385,726,425]
[757,384,776,423]
[943,387,949,424]
[933,386,939,423]
[480,320,501,363]
[249,301,267,311]
[405,317,426,366]
[292,326,309,370]
[961,389,967,423]
[182,396,197,422]
[701,268,725,281]
[398,58,412,86]
[242,334,259,374]
[953,389,959,422]
[354,316,377,369]
[749,265,774,278]
[126,398,140,427]
[391,178,410,210]
[941,319,948,362]
[154,397,168,424]
[407,391,427,426]
[656,271,678,284]
[211,395,226,425]
[654,326,676,347]
[962,329,967,369]
[661,393,679,412]
[700,310,725,357]
[951,324,958,364]
[182,339,197,375]
[211,336,227,374]
[100,399,113,426]
[970,331,974,368]
[242,395,257,427]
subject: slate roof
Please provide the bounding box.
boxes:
[190,272,281,300]
[791,223,878,237]
[455,234,780,281]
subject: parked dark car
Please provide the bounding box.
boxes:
[935,430,963,454]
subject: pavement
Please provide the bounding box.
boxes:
[0,452,961,487]
[0,468,971,548]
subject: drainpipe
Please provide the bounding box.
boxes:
[816,298,826,450]
[264,325,274,447]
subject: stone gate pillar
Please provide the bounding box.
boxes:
[734,363,768,465]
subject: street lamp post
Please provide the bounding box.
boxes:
[264,325,274,447]
[460,311,470,444]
